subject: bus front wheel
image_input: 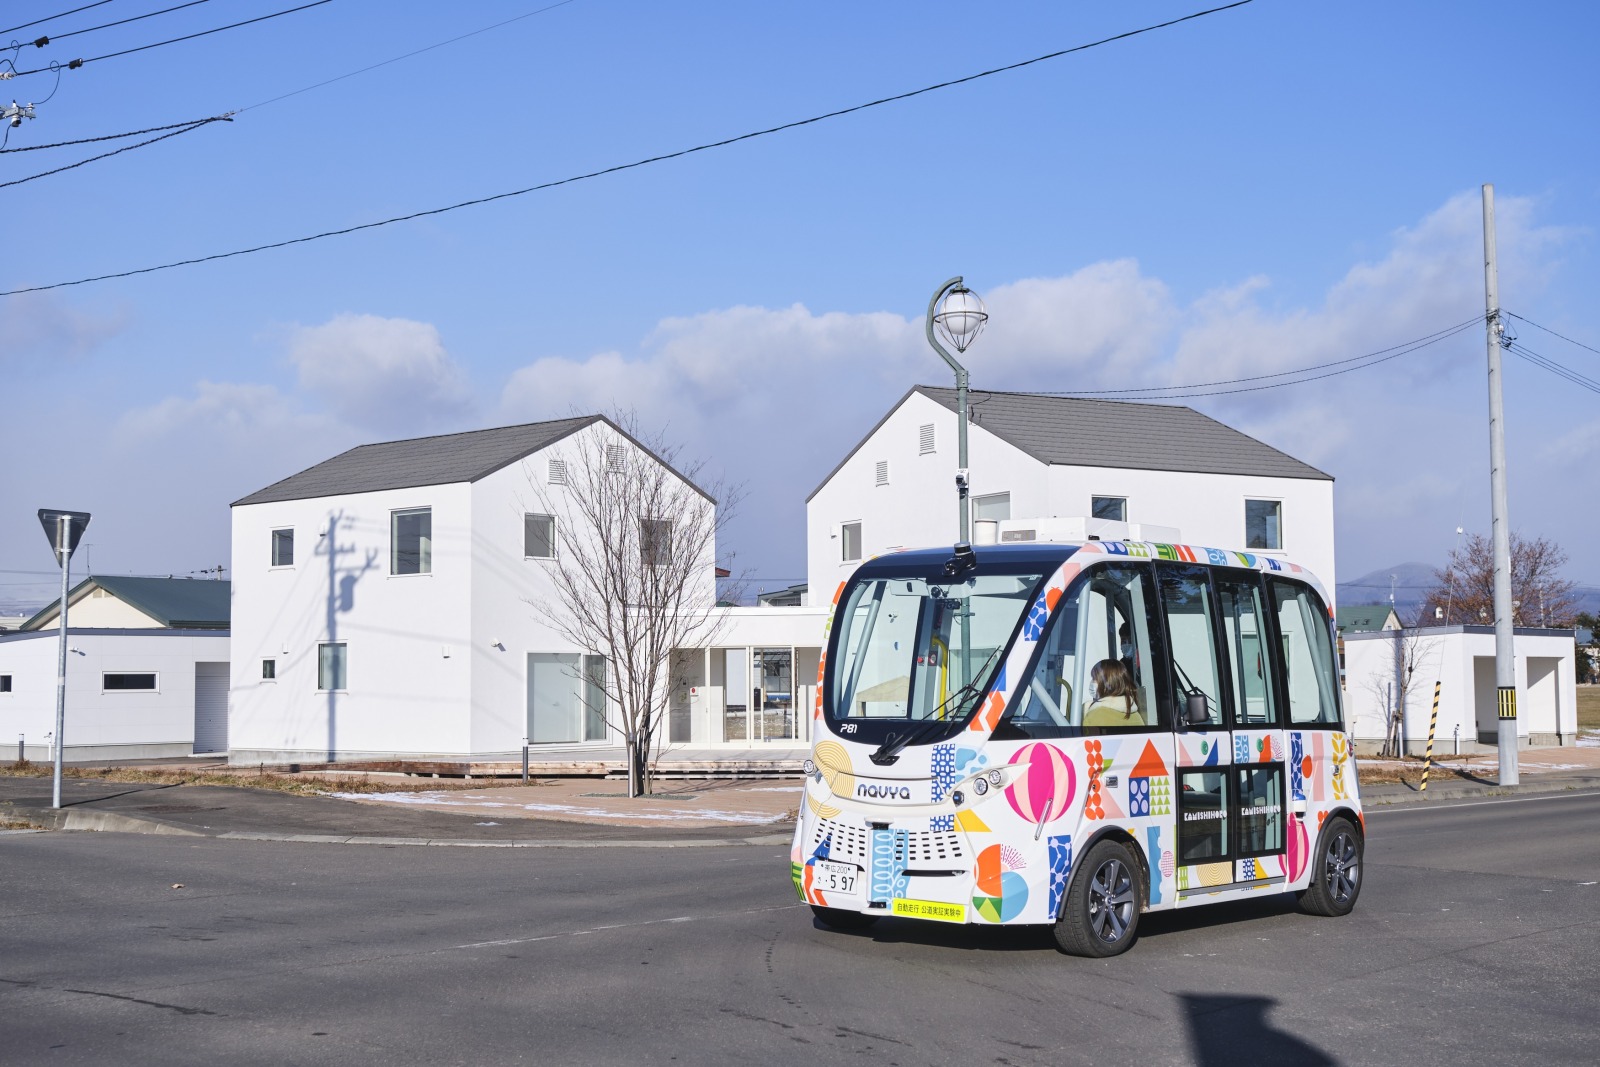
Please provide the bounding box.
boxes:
[1055,839,1142,958]
[811,905,879,931]
[1297,815,1363,917]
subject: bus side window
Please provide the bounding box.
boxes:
[1158,566,1224,728]
[1074,565,1166,732]
[1217,572,1278,728]
[1269,578,1342,726]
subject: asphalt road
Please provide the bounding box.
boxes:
[2,792,1597,1066]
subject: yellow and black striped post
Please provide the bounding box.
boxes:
[1498,687,1517,720]
[1419,680,1441,793]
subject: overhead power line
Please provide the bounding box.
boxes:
[29,0,216,45]
[0,113,230,190]
[236,0,581,114]
[0,0,1256,297]
[1505,341,1600,395]
[11,0,336,77]
[1504,311,1600,357]
[0,114,224,153]
[996,317,1482,401]
[1,1,116,37]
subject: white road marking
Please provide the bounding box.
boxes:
[454,903,803,950]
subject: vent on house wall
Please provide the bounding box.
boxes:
[875,460,890,487]
[919,423,935,454]
[548,459,569,486]
[606,444,626,473]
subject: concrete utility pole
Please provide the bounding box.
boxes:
[1482,183,1519,786]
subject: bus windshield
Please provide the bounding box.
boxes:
[827,568,1045,741]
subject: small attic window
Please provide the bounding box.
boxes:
[875,461,890,487]
[606,444,627,473]
[919,423,935,454]
[548,458,569,486]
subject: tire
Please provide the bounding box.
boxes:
[1054,838,1143,957]
[1297,815,1363,917]
[811,905,879,931]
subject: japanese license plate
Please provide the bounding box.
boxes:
[813,859,861,897]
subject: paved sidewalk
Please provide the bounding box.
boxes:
[4,744,1598,846]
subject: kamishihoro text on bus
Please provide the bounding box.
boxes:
[790,538,1363,957]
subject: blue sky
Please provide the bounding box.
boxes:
[2,0,1597,611]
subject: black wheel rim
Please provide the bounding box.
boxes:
[1323,830,1360,904]
[1087,857,1136,943]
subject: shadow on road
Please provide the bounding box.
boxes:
[1179,993,1337,1067]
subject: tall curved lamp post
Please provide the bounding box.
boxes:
[926,277,988,544]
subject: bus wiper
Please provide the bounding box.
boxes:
[868,649,1001,765]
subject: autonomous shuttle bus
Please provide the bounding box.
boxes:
[790,539,1364,957]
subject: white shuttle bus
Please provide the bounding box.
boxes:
[790,539,1363,956]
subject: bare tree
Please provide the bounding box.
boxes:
[1361,629,1440,758]
[526,414,739,796]
[1419,532,1579,628]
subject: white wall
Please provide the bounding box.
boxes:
[0,629,229,759]
[229,484,474,762]
[807,391,1337,599]
[1344,626,1579,753]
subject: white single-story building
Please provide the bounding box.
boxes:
[1343,625,1578,755]
[806,386,1337,603]
[0,575,231,760]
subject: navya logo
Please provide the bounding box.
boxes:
[856,782,914,801]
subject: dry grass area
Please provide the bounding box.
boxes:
[1355,757,1491,788]
[0,761,550,796]
[1577,686,1600,730]
[0,816,46,831]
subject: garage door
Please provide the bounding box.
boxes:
[194,662,230,754]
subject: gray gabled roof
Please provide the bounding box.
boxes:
[233,416,601,507]
[808,386,1329,500]
[23,576,231,631]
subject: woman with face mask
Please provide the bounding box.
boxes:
[1083,658,1144,727]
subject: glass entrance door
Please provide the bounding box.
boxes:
[754,648,796,741]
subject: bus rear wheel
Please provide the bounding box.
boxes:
[1055,839,1142,958]
[811,905,879,931]
[1298,815,1363,917]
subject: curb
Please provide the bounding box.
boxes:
[1361,775,1600,807]
[215,831,793,848]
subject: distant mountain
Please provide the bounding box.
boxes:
[1339,562,1600,625]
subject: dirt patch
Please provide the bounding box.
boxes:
[0,762,557,797]
[1577,686,1600,730]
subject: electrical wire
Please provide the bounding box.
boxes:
[997,318,1482,401]
[236,0,581,114]
[0,114,222,152]
[2,1,116,37]
[31,0,215,44]
[1505,311,1600,357]
[0,0,1256,297]
[0,114,229,190]
[10,0,335,76]
[1506,341,1600,395]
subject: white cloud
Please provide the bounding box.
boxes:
[0,292,127,367]
[286,313,474,434]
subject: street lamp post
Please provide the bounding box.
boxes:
[37,509,91,809]
[925,277,988,544]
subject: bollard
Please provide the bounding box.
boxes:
[17,733,23,765]
[1420,680,1441,793]
[522,739,530,783]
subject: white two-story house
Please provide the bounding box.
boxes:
[807,386,1336,601]
[228,415,717,764]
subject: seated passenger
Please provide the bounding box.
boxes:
[1083,658,1144,727]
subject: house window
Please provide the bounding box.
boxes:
[103,673,157,692]
[1245,499,1282,550]
[973,492,1011,522]
[317,643,347,691]
[548,458,569,486]
[527,653,608,743]
[261,659,276,681]
[875,461,890,487]
[841,522,862,563]
[0,675,11,693]
[525,514,556,559]
[919,423,936,454]
[1092,496,1127,522]
[271,528,294,567]
[640,519,672,567]
[391,508,432,574]
[606,444,627,473]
